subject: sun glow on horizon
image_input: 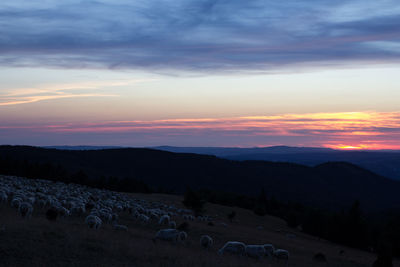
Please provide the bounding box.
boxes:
[325,143,399,151]
[326,145,370,150]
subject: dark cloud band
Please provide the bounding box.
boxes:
[0,0,399,72]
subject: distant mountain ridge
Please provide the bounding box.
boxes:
[45,145,400,180]
[2,145,400,211]
[154,145,336,155]
[154,146,400,181]
[45,146,122,150]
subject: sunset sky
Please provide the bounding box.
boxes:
[0,1,399,149]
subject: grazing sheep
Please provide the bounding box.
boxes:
[183,214,195,221]
[149,212,158,221]
[139,214,150,223]
[113,224,128,231]
[200,235,213,249]
[26,196,36,205]
[263,244,275,257]
[313,252,327,262]
[57,206,70,218]
[37,199,46,208]
[71,205,86,216]
[169,221,176,229]
[286,233,296,239]
[159,214,170,226]
[85,215,102,229]
[18,202,33,218]
[178,231,187,243]
[0,192,7,203]
[11,198,22,209]
[274,249,289,261]
[0,175,189,241]
[132,210,140,219]
[245,245,266,259]
[154,229,179,242]
[111,213,119,222]
[218,241,246,256]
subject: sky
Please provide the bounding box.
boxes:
[0,0,399,149]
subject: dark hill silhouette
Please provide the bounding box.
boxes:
[154,145,336,155]
[1,145,400,211]
[155,146,400,181]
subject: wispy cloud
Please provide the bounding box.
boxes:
[0,79,147,105]
[0,93,117,106]
[0,1,399,73]
[1,111,399,149]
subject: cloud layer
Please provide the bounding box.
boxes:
[1,111,399,149]
[1,0,399,72]
[0,79,148,105]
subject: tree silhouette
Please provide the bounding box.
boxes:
[253,188,268,216]
[228,210,236,222]
[373,242,393,267]
[345,200,368,248]
[183,187,205,216]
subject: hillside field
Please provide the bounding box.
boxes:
[0,191,396,267]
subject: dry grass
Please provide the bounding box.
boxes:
[0,194,398,267]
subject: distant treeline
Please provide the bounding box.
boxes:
[2,145,400,212]
[0,156,151,193]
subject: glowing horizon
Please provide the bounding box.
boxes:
[1,111,399,150]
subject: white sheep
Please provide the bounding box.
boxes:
[36,199,46,208]
[11,198,22,209]
[85,215,102,229]
[58,206,70,218]
[218,241,246,256]
[274,249,289,261]
[113,224,128,231]
[200,235,213,249]
[71,205,86,216]
[18,202,33,218]
[183,214,194,221]
[0,192,8,203]
[263,244,275,257]
[178,231,187,243]
[154,229,179,242]
[158,214,170,226]
[139,214,150,223]
[219,222,228,227]
[169,220,176,229]
[245,245,266,259]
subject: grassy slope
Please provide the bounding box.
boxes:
[1,193,396,267]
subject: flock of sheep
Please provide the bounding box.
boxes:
[0,175,289,264]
